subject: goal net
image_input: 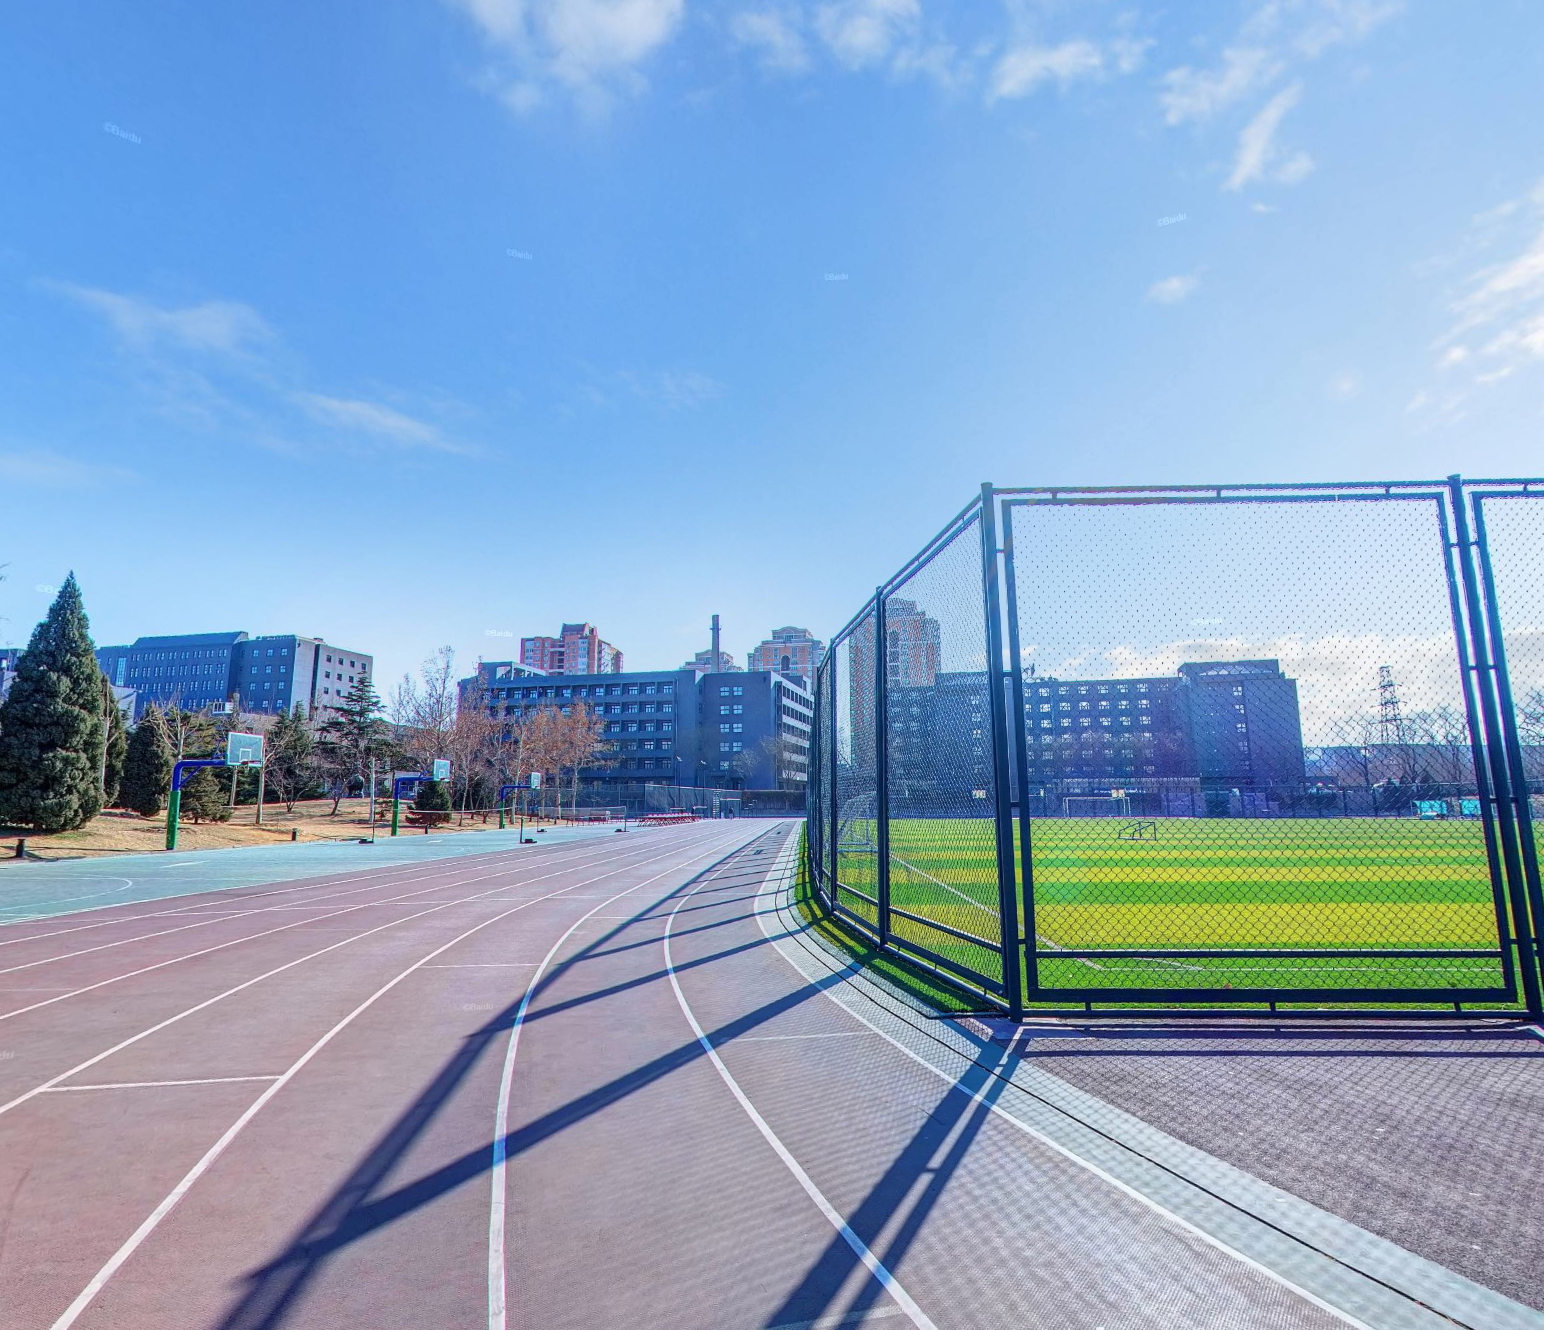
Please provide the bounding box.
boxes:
[1061,795,1132,818]
[556,806,628,824]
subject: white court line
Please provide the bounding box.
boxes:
[763,837,1373,1330]
[43,831,738,1330]
[424,963,541,968]
[663,843,939,1330]
[0,837,680,1027]
[44,1076,280,1092]
[487,827,761,1330]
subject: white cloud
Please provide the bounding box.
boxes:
[1224,82,1311,191]
[731,8,810,73]
[0,449,135,488]
[813,0,918,70]
[50,285,272,356]
[622,368,723,409]
[1146,273,1198,304]
[1160,46,1278,125]
[1328,370,1361,398]
[297,393,468,453]
[989,40,1102,101]
[1429,180,1544,394]
[448,0,685,107]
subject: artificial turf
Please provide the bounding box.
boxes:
[831,816,1520,998]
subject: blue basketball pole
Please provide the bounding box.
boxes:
[166,757,227,851]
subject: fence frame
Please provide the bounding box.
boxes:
[806,477,1544,1020]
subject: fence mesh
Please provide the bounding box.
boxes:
[1008,494,1505,999]
[883,513,1005,991]
[808,481,1544,1016]
[834,607,879,931]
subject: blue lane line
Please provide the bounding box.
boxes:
[0,826,619,924]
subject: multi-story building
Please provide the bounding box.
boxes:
[748,626,824,683]
[680,647,740,673]
[878,657,1305,811]
[95,633,373,720]
[0,647,21,703]
[462,663,812,790]
[519,623,622,676]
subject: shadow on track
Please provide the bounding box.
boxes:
[213,828,803,1330]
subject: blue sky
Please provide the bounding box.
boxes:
[2,0,1542,690]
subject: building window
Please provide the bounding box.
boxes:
[720,723,731,733]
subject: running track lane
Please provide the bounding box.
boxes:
[0,820,761,1329]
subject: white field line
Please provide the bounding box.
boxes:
[0,833,624,950]
[0,837,675,1026]
[663,839,939,1330]
[486,827,758,1330]
[761,838,1373,1330]
[45,828,743,1330]
[0,836,708,1120]
[890,853,1107,973]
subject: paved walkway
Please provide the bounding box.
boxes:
[1,819,1538,1329]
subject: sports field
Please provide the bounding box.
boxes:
[834,816,1518,998]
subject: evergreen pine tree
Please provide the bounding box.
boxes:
[179,766,232,824]
[121,706,173,817]
[100,674,128,807]
[414,777,451,826]
[0,574,107,831]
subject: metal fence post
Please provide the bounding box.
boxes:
[1000,500,1039,1001]
[1448,475,1544,1017]
[829,646,840,911]
[874,590,891,946]
[1469,491,1544,1007]
[980,483,1024,1019]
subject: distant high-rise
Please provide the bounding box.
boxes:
[520,623,622,676]
[748,627,824,681]
[681,614,740,674]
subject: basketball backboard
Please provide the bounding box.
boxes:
[226,732,265,767]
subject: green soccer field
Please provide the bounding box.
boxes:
[833,816,1521,1000]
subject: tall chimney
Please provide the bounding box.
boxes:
[711,614,720,670]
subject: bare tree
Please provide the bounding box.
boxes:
[390,647,458,772]
[559,703,609,814]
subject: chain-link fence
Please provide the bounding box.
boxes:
[806,480,1544,1018]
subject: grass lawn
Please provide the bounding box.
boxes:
[832,816,1518,998]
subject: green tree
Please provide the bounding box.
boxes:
[0,574,107,831]
[121,706,173,817]
[413,777,451,826]
[178,766,232,824]
[265,707,317,813]
[318,675,391,814]
[100,674,128,807]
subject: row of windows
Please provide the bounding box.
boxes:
[1031,699,1152,713]
[503,681,673,700]
[719,704,743,715]
[1032,682,1152,697]
[718,685,744,697]
[606,721,673,735]
[1036,716,1153,729]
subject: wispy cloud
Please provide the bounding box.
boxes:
[1147,273,1198,304]
[48,284,273,356]
[447,0,685,110]
[1425,177,1544,403]
[52,281,473,459]
[296,393,470,453]
[989,40,1102,101]
[731,8,810,73]
[0,448,135,488]
[1224,82,1312,191]
[623,368,724,409]
[1159,2,1399,192]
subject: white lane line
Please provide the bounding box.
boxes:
[662,847,939,1330]
[761,840,1374,1330]
[771,1307,908,1330]
[0,838,677,1028]
[42,834,732,1330]
[0,839,694,1120]
[737,1031,875,1042]
[44,1076,281,1092]
[487,827,760,1330]
[424,963,541,968]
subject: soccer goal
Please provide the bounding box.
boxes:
[1061,795,1132,818]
